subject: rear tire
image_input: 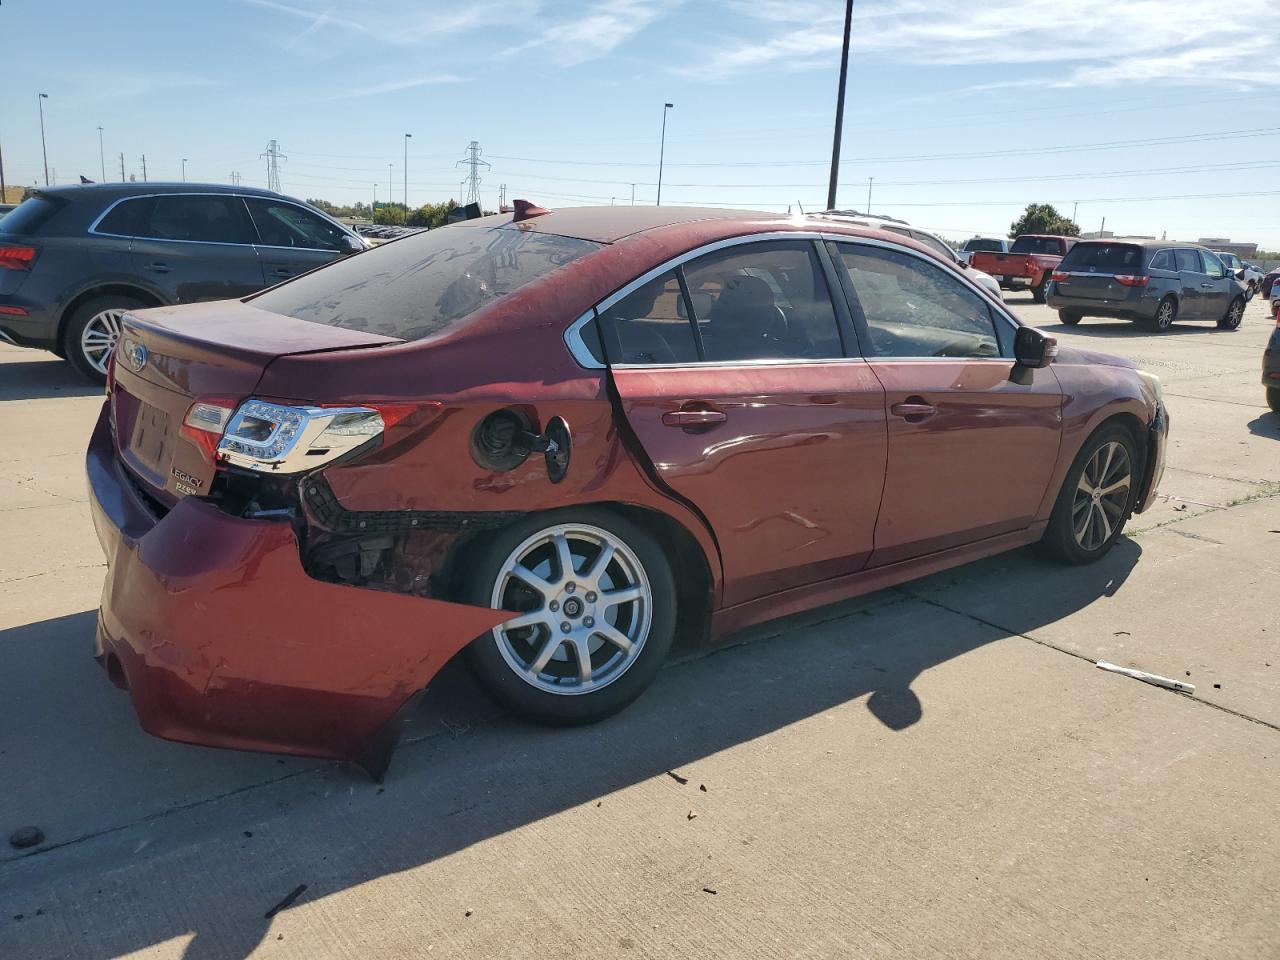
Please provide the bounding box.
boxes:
[1217,296,1245,331]
[1059,309,1082,326]
[1037,424,1138,565]
[1268,386,1280,414]
[1032,274,1050,304]
[62,294,148,383]
[1148,296,1177,332]
[461,507,677,725]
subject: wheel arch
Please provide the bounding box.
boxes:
[57,283,166,348]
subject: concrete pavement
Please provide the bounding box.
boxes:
[0,295,1276,959]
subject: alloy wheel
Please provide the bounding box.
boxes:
[1224,299,1244,330]
[489,523,653,696]
[80,309,127,375]
[1155,300,1174,330]
[1071,441,1132,552]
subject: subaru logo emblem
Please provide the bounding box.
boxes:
[121,339,148,373]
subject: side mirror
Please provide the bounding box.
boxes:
[340,234,365,255]
[1014,326,1056,369]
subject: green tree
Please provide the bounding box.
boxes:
[1009,203,1079,238]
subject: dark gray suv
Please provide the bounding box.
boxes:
[1047,239,1247,332]
[0,183,366,380]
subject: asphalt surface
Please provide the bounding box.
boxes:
[1,295,1277,959]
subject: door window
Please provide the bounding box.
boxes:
[1148,249,1174,271]
[1200,250,1226,278]
[95,197,151,237]
[835,244,1000,359]
[600,271,700,365]
[681,241,843,362]
[1174,249,1202,273]
[244,198,348,251]
[138,195,252,245]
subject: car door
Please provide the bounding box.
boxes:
[598,238,888,607]
[828,240,1063,566]
[1174,247,1207,319]
[1198,249,1231,319]
[243,197,352,284]
[127,194,265,302]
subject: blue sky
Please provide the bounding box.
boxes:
[3,0,1278,247]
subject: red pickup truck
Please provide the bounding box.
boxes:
[971,234,1077,303]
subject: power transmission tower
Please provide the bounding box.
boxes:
[260,140,286,192]
[498,183,507,210]
[230,171,241,186]
[455,141,489,206]
[140,154,147,182]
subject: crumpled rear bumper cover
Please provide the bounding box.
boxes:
[87,404,510,773]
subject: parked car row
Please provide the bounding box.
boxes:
[970,234,1076,303]
[353,223,426,241]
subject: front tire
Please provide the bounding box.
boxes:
[1059,309,1082,326]
[1268,386,1280,414]
[462,508,677,725]
[62,294,147,383]
[1217,296,1245,331]
[1037,425,1138,565]
[1032,274,1050,304]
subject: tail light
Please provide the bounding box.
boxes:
[0,245,36,271]
[181,397,423,474]
[1051,271,1069,282]
[1114,275,1149,287]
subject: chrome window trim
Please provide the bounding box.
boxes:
[563,231,1022,370]
[87,192,357,254]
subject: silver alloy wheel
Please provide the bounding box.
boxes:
[489,522,653,696]
[1155,300,1174,329]
[1224,299,1244,329]
[1072,440,1132,551]
[80,308,127,375]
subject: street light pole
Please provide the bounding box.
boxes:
[825,0,854,211]
[403,133,412,225]
[97,126,106,182]
[37,93,50,186]
[866,176,873,214]
[656,103,674,206]
[182,158,188,182]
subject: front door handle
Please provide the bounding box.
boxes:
[890,400,937,422]
[662,407,727,427]
[1200,282,1214,288]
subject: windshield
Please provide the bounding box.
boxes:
[1059,243,1144,272]
[249,225,600,341]
[1010,236,1065,255]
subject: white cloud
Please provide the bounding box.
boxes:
[237,0,539,49]
[681,0,1280,88]
[504,0,666,67]
[320,74,465,101]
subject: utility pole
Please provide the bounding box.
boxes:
[261,140,285,192]
[825,0,854,211]
[140,154,147,182]
[97,126,106,182]
[1072,201,1078,225]
[37,93,50,186]
[866,176,873,214]
[403,133,412,224]
[498,183,507,211]
[0,137,6,202]
[631,183,636,205]
[456,140,490,206]
[119,152,126,182]
[181,158,188,182]
[656,103,673,206]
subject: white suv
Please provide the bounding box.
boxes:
[1214,251,1262,298]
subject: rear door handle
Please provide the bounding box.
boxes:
[145,262,171,274]
[662,407,727,427]
[890,400,937,421]
[1200,282,1214,288]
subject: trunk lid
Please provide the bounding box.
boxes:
[110,300,400,506]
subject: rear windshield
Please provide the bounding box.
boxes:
[1010,236,1064,255]
[964,238,1004,253]
[249,225,600,340]
[0,195,65,236]
[1059,243,1144,272]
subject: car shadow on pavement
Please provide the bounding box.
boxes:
[0,541,1141,960]
[1044,321,1225,338]
[1246,411,1279,439]
[0,358,102,401]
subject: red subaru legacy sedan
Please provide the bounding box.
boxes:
[87,204,1167,775]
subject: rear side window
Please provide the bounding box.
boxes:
[1174,249,1201,272]
[1059,243,1143,272]
[137,195,253,245]
[251,225,599,341]
[1148,249,1174,271]
[600,271,700,365]
[95,197,151,237]
[0,195,65,235]
[1010,236,1064,255]
[245,198,347,252]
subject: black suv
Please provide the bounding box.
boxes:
[1046,239,1247,332]
[0,183,366,380]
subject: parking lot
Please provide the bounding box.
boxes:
[1,295,1277,959]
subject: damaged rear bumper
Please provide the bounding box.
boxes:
[86,404,509,774]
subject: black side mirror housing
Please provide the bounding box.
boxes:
[340,234,365,255]
[1011,326,1056,383]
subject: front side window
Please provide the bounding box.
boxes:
[836,243,1000,359]
[1174,249,1202,273]
[251,224,599,341]
[245,198,348,252]
[681,241,843,362]
[138,195,252,245]
[1201,250,1226,278]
